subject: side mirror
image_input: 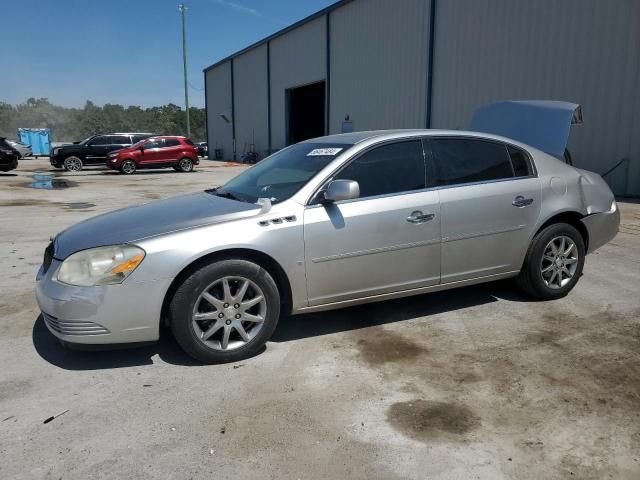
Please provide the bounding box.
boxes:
[321,179,360,203]
[138,145,144,151]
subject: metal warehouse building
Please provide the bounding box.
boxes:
[204,0,640,196]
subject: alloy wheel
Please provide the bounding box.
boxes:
[122,161,136,174]
[179,158,193,172]
[64,157,82,171]
[192,276,266,351]
[540,235,579,289]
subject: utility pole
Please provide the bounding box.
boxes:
[178,3,191,138]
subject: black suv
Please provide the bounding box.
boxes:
[0,137,19,172]
[50,133,155,171]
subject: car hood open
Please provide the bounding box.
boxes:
[470,100,582,159]
[53,192,260,259]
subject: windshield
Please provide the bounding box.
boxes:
[212,142,353,204]
[78,136,96,145]
[131,138,150,149]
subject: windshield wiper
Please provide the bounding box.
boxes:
[205,187,244,202]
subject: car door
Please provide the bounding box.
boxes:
[426,137,541,284]
[85,135,113,164]
[139,139,166,166]
[304,139,441,306]
[162,139,183,164]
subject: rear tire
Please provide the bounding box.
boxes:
[120,159,137,175]
[177,157,194,172]
[517,222,585,300]
[63,156,83,172]
[170,259,280,364]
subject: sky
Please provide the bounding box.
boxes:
[0,0,336,109]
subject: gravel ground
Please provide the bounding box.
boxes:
[1,158,639,479]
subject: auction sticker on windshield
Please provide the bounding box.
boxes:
[307,148,343,156]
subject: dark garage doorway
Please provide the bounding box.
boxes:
[286,81,325,145]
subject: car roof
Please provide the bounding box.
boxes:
[305,129,544,152]
[111,132,155,135]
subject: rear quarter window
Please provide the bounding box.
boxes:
[508,145,534,177]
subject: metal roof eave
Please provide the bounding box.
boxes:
[203,0,355,73]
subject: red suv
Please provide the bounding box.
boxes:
[106,136,199,174]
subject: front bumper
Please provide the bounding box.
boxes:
[0,157,18,172]
[581,204,620,253]
[35,259,172,345]
[50,154,63,167]
[105,158,120,170]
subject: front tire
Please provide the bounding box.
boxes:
[517,222,585,300]
[63,156,83,171]
[177,157,194,172]
[120,159,137,175]
[170,259,281,363]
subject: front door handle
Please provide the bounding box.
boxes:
[512,195,534,208]
[407,211,435,224]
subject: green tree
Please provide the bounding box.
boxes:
[0,99,206,142]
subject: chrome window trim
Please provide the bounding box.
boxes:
[304,135,538,208]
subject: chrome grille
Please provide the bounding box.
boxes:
[42,312,110,336]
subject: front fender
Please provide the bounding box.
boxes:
[131,208,308,310]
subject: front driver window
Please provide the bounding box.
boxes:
[335,140,426,198]
[145,139,164,149]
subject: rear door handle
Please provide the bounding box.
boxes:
[512,195,534,208]
[407,211,435,224]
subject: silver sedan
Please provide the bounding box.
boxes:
[36,129,619,363]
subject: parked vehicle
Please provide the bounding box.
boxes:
[196,142,208,157]
[6,140,32,158]
[50,133,155,171]
[105,136,199,174]
[0,138,19,172]
[36,126,619,363]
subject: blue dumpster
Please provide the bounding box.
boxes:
[17,128,51,157]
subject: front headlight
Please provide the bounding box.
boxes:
[56,245,145,286]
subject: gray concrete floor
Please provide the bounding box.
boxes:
[1,159,639,479]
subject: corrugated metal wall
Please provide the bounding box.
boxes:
[205,61,233,160]
[269,16,327,149]
[329,0,430,133]
[233,45,269,158]
[204,0,639,195]
[431,0,640,195]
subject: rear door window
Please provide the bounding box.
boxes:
[335,140,426,199]
[111,135,131,145]
[429,138,514,187]
[164,139,180,147]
